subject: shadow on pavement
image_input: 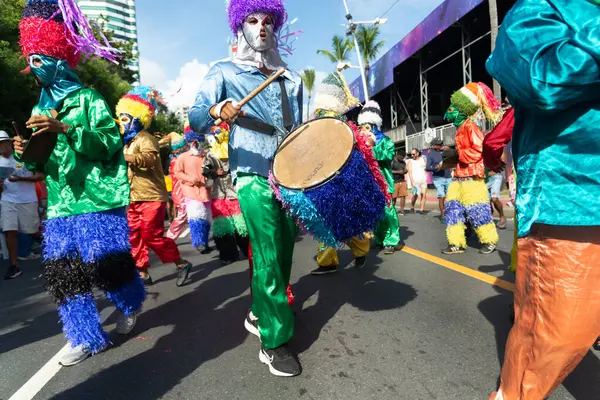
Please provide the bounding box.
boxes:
[0,259,62,355]
[49,269,251,400]
[293,251,418,355]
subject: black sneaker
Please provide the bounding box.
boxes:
[310,266,338,275]
[350,256,366,269]
[175,261,192,287]
[480,243,497,254]
[259,344,302,377]
[4,265,22,280]
[142,275,154,286]
[384,246,395,255]
[442,245,465,255]
[244,309,259,338]
[199,245,213,255]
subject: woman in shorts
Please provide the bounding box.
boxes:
[408,149,428,214]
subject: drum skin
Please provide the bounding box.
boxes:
[270,118,388,247]
[272,118,354,189]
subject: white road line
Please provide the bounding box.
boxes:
[8,344,71,400]
[9,307,116,400]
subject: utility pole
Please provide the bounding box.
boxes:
[342,0,370,101]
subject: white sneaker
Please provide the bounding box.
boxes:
[116,312,137,335]
[18,253,41,261]
[59,344,105,367]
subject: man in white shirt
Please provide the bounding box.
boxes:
[0,131,44,279]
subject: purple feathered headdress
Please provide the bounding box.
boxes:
[227,0,286,34]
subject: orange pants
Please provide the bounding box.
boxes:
[492,225,600,400]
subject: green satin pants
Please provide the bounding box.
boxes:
[374,204,401,247]
[236,174,298,349]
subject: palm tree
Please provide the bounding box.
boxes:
[317,35,354,72]
[355,25,386,97]
[300,69,316,121]
[489,0,501,100]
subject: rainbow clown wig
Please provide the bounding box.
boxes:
[116,86,162,130]
[227,0,287,34]
[184,124,206,145]
[449,82,503,127]
[19,0,120,67]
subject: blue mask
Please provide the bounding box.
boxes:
[29,55,82,110]
[119,113,144,145]
[371,124,385,143]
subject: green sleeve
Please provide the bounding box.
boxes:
[63,89,123,161]
[372,137,395,162]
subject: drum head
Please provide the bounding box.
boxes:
[273,118,355,190]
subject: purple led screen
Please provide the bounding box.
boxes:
[350,0,484,102]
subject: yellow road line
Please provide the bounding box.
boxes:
[401,246,516,292]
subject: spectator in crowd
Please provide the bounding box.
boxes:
[0,131,44,279]
[426,138,452,218]
[391,152,408,214]
[407,148,427,214]
[487,166,507,229]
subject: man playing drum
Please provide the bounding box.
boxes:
[189,0,303,377]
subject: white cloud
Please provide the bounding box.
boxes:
[162,59,212,111]
[139,58,214,111]
[139,58,166,87]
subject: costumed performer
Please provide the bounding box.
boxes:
[486,1,600,398]
[358,101,401,254]
[117,87,192,288]
[175,125,213,253]
[441,82,501,256]
[203,122,249,265]
[15,0,145,366]
[165,132,190,241]
[310,72,372,275]
[189,0,303,377]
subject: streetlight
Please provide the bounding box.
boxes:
[341,0,387,102]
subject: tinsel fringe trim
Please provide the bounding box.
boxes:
[212,214,248,238]
[57,293,109,353]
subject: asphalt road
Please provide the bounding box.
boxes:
[1,211,598,400]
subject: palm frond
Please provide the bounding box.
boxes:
[316,49,338,63]
[301,68,316,93]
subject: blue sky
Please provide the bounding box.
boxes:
[137,0,443,111]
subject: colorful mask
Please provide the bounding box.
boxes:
[208,123,230,160]
[361,123,385,144]
[27,54,82,110]
[444,105,468,128]
[315,109,340,119]
[242,12,276,52]
[119,113,144,145]
[184,125,206,156]
[116,86,162,144]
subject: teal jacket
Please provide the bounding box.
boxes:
[486,0,600,237]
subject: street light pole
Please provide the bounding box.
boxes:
[342,0,370,101]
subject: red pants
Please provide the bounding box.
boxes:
[128,201,180,269]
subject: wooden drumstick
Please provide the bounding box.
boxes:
[214,67,286,125]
